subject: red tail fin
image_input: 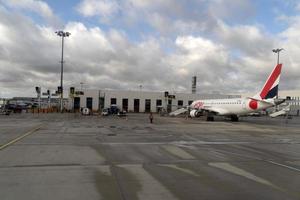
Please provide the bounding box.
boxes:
[253,64,282,99]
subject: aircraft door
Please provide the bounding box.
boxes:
[242,100,246,110]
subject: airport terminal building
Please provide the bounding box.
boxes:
[70,89,240,113]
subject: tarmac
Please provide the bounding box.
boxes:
[0,113,300,200]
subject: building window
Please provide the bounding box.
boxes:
[110,98,117,105]
[188,100,193,105]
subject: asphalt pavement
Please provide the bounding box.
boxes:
[0,113,300,200]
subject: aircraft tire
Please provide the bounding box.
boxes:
[207,116,214,121]
[231,115,239,122]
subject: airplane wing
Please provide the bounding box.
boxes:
[204,107,228,115]
[195,106,228,115]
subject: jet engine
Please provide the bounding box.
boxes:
[190,109,202,118]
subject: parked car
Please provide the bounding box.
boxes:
[102,105,122,116]
[101,108,110,116]
[81,107,90,115]
[110,104,119,115]
[117,110,127,117]
[0,109,11,115]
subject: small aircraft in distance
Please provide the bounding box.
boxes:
[190,63,285,121]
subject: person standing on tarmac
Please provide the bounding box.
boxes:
[149,112,153,123]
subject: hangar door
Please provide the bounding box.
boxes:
[134,99,140,112]
[74,97,80,111]
[122,98,128,112]
[86,97,93,110]
[145,99,151,113]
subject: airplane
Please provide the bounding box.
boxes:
[189,63,285,121]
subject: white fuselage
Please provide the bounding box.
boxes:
[191,98,275,116]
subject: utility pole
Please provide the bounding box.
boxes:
[55,31,71,113]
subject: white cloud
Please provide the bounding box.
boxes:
[163,35,242,94]
[0,5,235,97]
[176,36,221,53]
[128,0,177,10]
[76,0,119,23]
[209,0,255,21]
[175,36,227,62]
[1,0,60,26]
[216,21,275,58]
[0,6,173,96]
[278,17,300,90]
[2,0,53,17]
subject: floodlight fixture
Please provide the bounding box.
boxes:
[272,48,284,64]
[272,48,284,53]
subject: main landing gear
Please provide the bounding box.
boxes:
[206,116,214,121]
[206,112,214,121]
[205,114,239,122]
[230,115,239,122]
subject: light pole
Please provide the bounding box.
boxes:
[55,31,71,113]
[272,48,283,65]
[272,48,283,100]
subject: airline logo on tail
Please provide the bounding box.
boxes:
[255,63,282,100]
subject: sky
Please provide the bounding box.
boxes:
[0,0,300,98]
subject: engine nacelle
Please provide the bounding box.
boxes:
[190,109,202,118]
